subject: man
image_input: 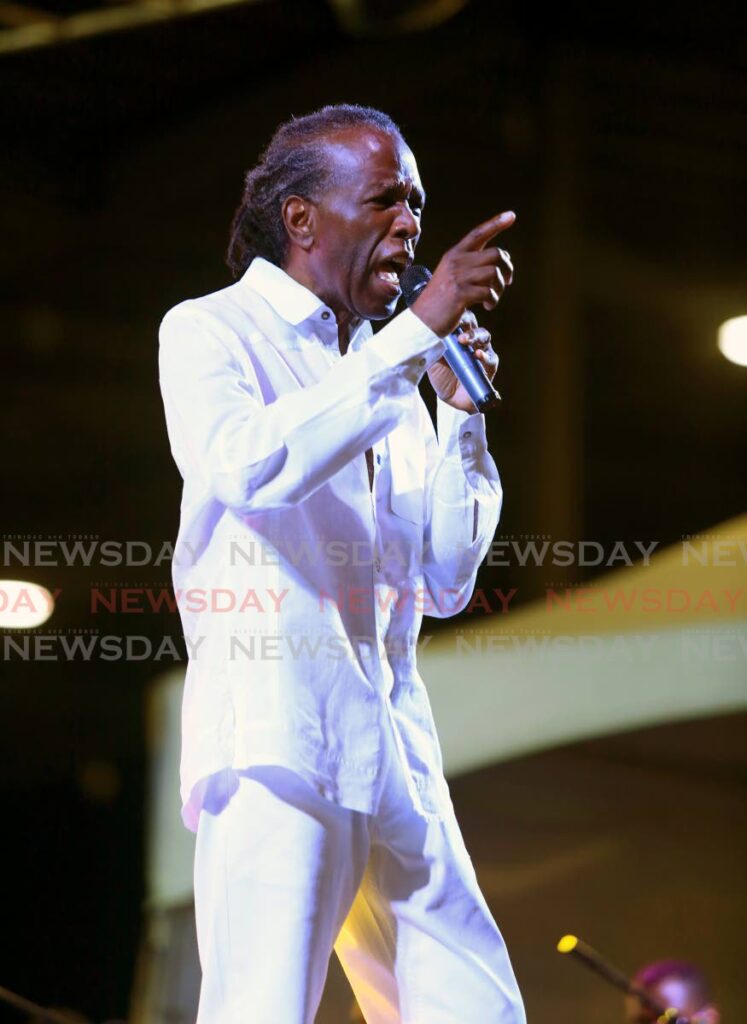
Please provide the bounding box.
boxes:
[158,103,523,1023]
[625,960,721,1024]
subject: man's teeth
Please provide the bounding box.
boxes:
[377,269,399,283]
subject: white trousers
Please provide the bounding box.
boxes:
[193,716,526,1024]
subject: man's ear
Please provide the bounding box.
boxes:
[282,195,316,251]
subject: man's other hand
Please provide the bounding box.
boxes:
[426,310,500,412]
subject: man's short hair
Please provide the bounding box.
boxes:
[226,103,402,278]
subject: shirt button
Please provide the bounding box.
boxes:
[463,430,472,439]
[418,358,426,366]
[376,453,381,465]
[374,558,382,572]
[321,310,331,320]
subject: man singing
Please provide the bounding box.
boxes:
[158,103,524,1023]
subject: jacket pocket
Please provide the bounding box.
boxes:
[387,418,425,525]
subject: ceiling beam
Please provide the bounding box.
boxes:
[0,2,59,28]
[0,0,271,54]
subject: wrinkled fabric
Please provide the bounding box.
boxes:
[157,257,502,832]
[193,706,526,1023]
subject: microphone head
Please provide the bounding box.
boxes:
[400,264,432,308]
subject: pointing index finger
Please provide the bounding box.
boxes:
[460,210,516,252]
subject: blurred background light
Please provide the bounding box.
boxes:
[0,579,55,627]
[718,315,747,367]
[327,0,470,35]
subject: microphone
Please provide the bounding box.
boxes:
[400,264,501,414]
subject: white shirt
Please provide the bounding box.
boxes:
[158,256,502,832]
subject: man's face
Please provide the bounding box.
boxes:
[305,126,425,322]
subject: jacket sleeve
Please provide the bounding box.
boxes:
[419,394,502,618]
[158,302,446,515]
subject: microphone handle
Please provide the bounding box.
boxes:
[442,329,501,413]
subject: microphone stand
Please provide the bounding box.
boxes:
[556,934,692,1024]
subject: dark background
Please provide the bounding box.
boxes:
[1,0,745,1019]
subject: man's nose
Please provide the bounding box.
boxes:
[392,204,420,241]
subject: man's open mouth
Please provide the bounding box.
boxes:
[374,255,409,288]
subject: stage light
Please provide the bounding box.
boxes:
[718,315,747,367]
[0,579,55,627]
[326,0,470,35]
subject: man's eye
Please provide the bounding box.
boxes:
[371,194,422,216]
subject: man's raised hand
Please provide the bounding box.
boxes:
[411,211,515,338]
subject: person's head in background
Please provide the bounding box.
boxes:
[625,959,721,1024]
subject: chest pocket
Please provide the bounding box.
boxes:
[387,414,425,525]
